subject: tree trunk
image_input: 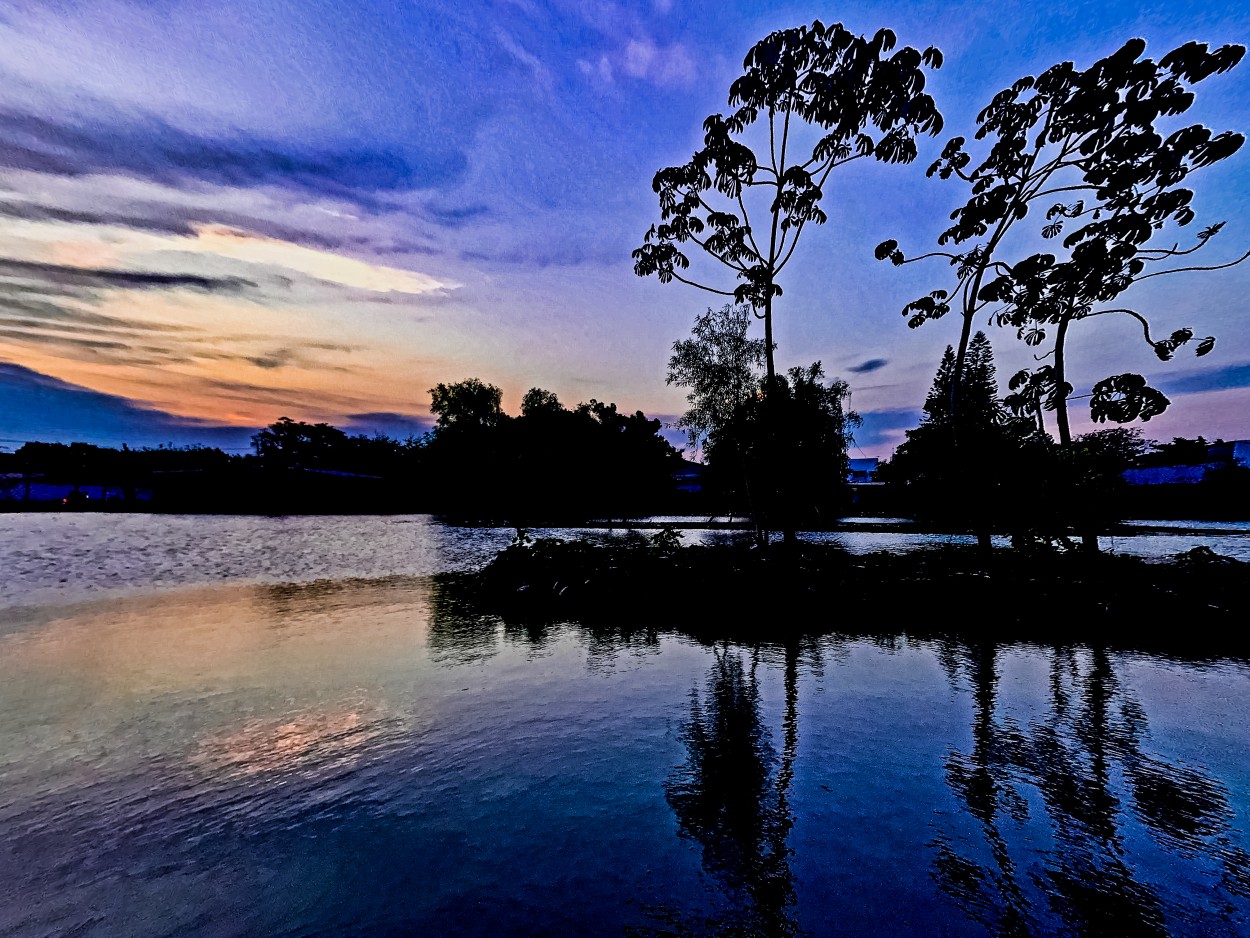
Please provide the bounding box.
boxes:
[1055,314,1099,553]
[762,290,795,546]
[1054,315,1072,449]
[763,292,776,387]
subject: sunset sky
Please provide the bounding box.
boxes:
[1,0,1248,457]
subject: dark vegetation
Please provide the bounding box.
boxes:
[0,384,695,519]
[460,534,1250,655]
[458,24,1250,631]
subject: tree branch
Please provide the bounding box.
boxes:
[1033,183,1097,199]
[1084,307,1156,345]
[1135,247,1250,282]
[736,191,762,257]
[669,273,738,297]
[684,231,751,273]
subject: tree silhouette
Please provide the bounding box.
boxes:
[880,38,1247,444]
[883,333,1044,547]
[634,22,940,542]
[429,378,506,432]
[706,362,860,534]
[422,380,684,521]
[519,386,563,419]
[251,416,351,470]
[666,302,768,457]
[635,21,942,389]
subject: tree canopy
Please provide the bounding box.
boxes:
[634,20,943,384]
[880,37,1247,444]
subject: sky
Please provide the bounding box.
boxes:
[0,0,1248,458]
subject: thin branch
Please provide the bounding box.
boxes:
[736,191,762,257]
[775,220,807,273]
[1138,238,1228,261]
[670,272,737,297]
[1135,247,1250,282]
[1084,307,1155,345]
[827,153,865,173]
[1033,183,1097,200]
[769,107,778,174]
[684,232,751,273]
[779,108,791,176]
[897,250,959,264]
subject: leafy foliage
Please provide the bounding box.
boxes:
[883,333,1050,537]
[1089,373,1171,424]
[666,303,768,454]
[705,363,860,529]
[429,378,505,431]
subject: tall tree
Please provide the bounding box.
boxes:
[251,416,350,470]
[634,20,943,387]
[879,38,1247,444]
[519,387,563,419]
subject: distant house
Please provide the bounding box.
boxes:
[1235,441,1250,469]
[1123,439,1250,486]
[847,458,879,485]
[671,460,705,494]
[0,476,152,505]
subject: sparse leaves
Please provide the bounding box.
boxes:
[882,35,1246,444]
[636,19,944,383]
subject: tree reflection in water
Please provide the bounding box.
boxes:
[658,642,802,937]
[934,642,1250,937]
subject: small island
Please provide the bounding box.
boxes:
[458,531,1250,655]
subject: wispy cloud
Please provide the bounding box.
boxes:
[0,257,253,293]
[494,27,556,93]
[1156,362,1250,396]
[848,358,889,375]
[576,37,697,90]
[178,226,455,296]
[621,38,696,87]
[0,107,464,200]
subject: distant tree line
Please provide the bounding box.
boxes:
[0,382,694,519]
[421,379,687,521]
[878,335,1250,540]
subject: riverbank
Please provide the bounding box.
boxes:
[462,537,1250,657]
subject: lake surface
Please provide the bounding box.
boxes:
[1,514,1248,936]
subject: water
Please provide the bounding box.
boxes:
[4,515,1249,610]
[0,515,1248,936]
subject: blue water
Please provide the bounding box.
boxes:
[0,515,1247,936]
